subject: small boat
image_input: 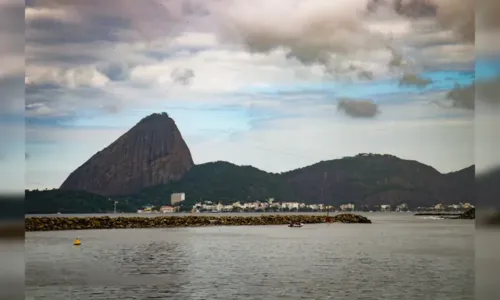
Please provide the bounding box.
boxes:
[288,223,303,228]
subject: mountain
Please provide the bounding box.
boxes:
[282,154,474,207]
[27,113,475,213]
[135,161,290,205]
[138,154,474,208]
[27,156,474,213]
[59,112,194,196]
[25,189,134,214]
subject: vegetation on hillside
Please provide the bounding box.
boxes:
[26,154,475,214]
[25,189,136,214]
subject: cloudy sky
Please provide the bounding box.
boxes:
[3,0,498,190]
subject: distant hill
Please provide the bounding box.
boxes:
[282,154,474,208]
[26,155,474,213]
[25,189,134,214]
[26,113,475,213]
[138,154,474,208]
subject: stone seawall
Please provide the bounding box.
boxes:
[25,214,371,231]
[453,208,475,219]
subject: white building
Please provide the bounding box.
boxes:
[380,204,391,212]
[203,204,217,211]
[396,203,408,212]
[171,193,185,207]
[340,203,355,211]
[281,202,299,210]
[160,206,174,213]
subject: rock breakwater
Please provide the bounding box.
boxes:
[25,214,371,231]
[453,208,475,219]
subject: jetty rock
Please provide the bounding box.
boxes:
[25,214,372,231]
[455,208,475,219]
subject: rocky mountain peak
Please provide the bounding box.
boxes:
[59,113,194,196]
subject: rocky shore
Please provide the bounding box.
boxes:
[453,208,475,219]
[25,214,371,231]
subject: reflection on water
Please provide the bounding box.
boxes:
[26,214,474,300]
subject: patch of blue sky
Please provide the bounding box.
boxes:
[146,46,208,60]
[235,69,473,101]
[423,69,474,82]
[25,115,75,128]
[25,141,59,159]
[54,102,255,138]
[169,106,252,133]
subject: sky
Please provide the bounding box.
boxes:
[1,0,500,191]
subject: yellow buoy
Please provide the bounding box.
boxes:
[74,238,81,246]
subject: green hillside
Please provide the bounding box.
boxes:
[26,154,474,213]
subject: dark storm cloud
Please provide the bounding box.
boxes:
[399,73,433,87]
[392,0,437,18]
[337,98,380,118]
[171,68,195,85]
[368,0,474,43]
[27,16,131,46]
[97,63,132,82]
[25,0,203,117]
[27,0,195,41]
[367,0,437,18]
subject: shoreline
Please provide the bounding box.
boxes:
[25,211,415,218]
[25,214,371,231]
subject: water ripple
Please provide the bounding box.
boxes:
[26,215,474,299]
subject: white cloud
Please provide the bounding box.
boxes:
[26,65,110,88]
[129,47,330,94]
[23,0,482,189]
[24,0,477,118]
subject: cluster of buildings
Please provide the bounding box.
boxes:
[415,202,474,212]
[137,193,185,214]
[190,200,475,213]
[136,192,474,213]
[192,199,335,212]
